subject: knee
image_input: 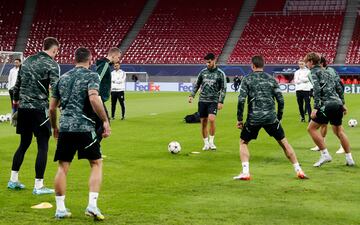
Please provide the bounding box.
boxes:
[208,116,216,123]
[90,159,102,168]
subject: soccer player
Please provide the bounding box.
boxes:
[188,53,226,150]
[305,52,355,167]
[234,55,307,180]
[111,62,126,120]
[95,47,121,138]
[8,58,21,113]
[294,60,312,122]
[8,37,60,194]
[50,47,111,220]
[310,56,344,154]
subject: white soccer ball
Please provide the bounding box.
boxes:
[348,119,358,127]
[0,115,6,123]
[168,141,181,154]
[5,113,11,121]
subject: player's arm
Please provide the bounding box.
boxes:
[49,63,60,89]
[218,71,227,110]
[189,71,203,103]
[12,67,22,104]
[293,71,300,84]
[237,79,247,128]
[89,90,111,138]
[273,79,284,121]
[49,80,60,139]
[308,71,320,110]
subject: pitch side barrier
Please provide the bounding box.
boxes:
[123,82,360,94]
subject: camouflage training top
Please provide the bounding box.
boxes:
[237,71,284,125]
[52,67,100,132]
[13,52,60,110]
[190,67,227,103]
[308,65,344,110]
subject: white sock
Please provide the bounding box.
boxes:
[345,153,353,161]
[209,135,215,144]
[34,179,44,189]
[293,163,302,172]
[55,195,66,211]
[320,149,329,156]
[242,162,249,174]
[10,171,19,182]
[203,137,209,145]
[88,192,99,208]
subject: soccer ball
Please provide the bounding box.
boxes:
[5,113,11,121]
[348,119,358,127]
[0,115,6,123]
[168,141,181,154]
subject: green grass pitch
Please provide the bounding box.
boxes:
[0,92,359,225]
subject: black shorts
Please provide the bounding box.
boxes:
[240,121,285,142]
[54,132,101,162]
[198,102,218,118]
[16,108,51,137]
[312,104,343,126]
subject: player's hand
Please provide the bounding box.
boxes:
[342,105,348,115]
[311,109,317,119]
[188,96,193,103]
[102,121,111,138]
[53,127,59,139]
[237,121,244,129]
[218,103,223,110]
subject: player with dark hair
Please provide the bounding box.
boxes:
[310,56,345,154]
[189,53,226,151]
[304,52,355,167]
[50,47,111,220]
[8,37,60,194]
[234,55,307,180]
[95,47,121,139]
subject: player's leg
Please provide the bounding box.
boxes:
[207,102,218,150]
[53,132,76,219]
[264,122,308,179]
[33,132,54,194]
[85,159,104,220]
[208,114,216,150]
[310,124,327,151]
[9,89,14,112]
[198,102,210,150]
[329,107,355,165]
[8,132,32,189]
[54,161,72,218]
[304,91,312,122]
[296,91,305,122]
[110,92,116,119]
[308,119,332,167]
[119,91,125,120]
[233,123,260,180]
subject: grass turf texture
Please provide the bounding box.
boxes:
[0,92,359,225]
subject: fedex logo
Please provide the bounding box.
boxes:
[178,83,194,92]
[134,82,160,91]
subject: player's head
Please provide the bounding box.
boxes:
[43,37,59,59]
[74,47,92,68]
[113,62,120,70]
[320,56,327,68]
[298,60,305,69]
[204,53,216,69]
[14,58,21,68]
[107,47,121,64]
[251,55,264,71]
[304,52,320,69]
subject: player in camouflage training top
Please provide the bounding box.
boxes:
[234,55,307,181]
[309,56,345,154]
[305,52,355,167]
[8,37,60,195]
[95,47,121,141]
[189,53,226,151]
[50,47,110,220]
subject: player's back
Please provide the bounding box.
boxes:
[56,67,100,132]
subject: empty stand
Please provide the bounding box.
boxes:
[285,0,347,12]
[122,0,243,64]
[24,0,146,64]
[254,0,287,12]
[346,13,360,64]
[0,0,25,51]
[228,14,344,64]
